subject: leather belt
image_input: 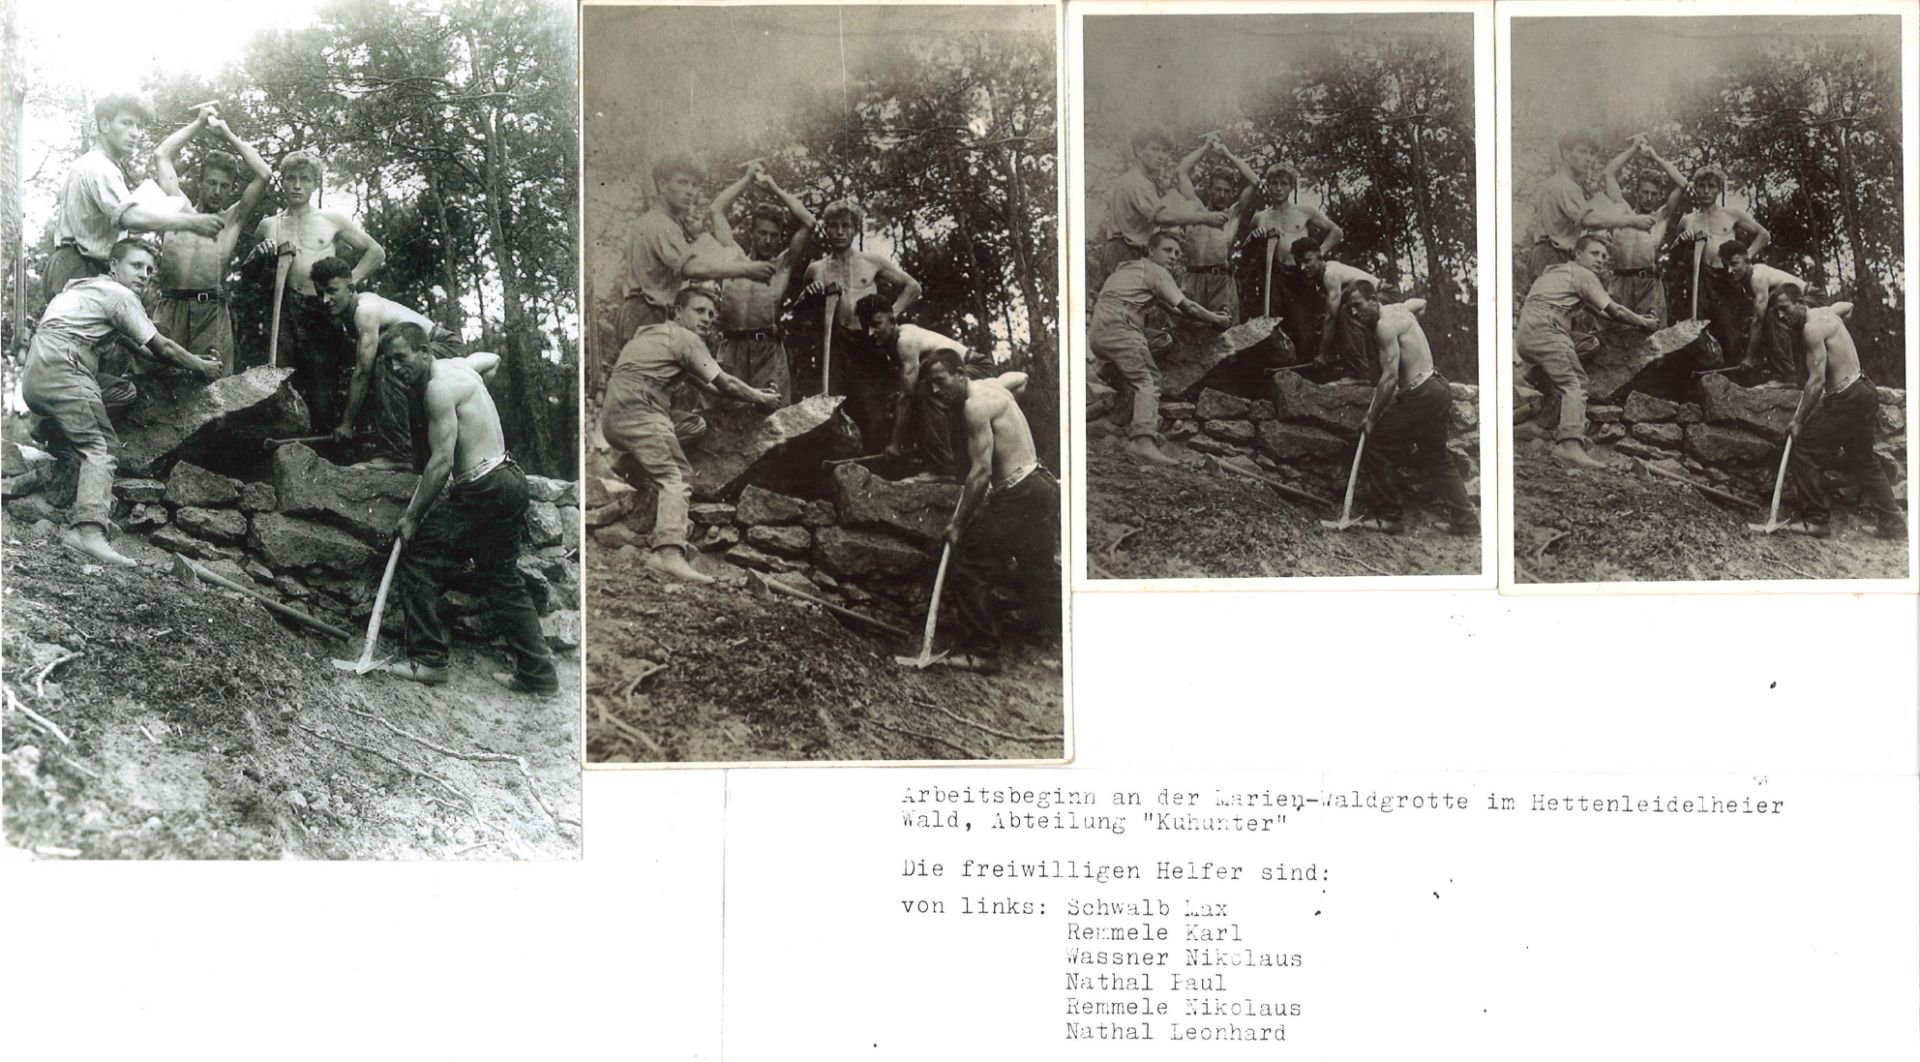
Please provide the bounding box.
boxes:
[451,452,514,487]
[1186,264,1232,275]
[162,289,227,303]
[722,329,781,342]
[1610,268,1657,277]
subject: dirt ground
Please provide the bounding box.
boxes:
[1,519,581,860]
[1511,438,1910,584]
[1084,434,1482,580]
[585,550,1066,764]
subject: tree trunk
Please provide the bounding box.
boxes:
[423,148,465,333]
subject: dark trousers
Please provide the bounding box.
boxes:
[952,468,1060,646]
[1700,267,1748,367]
[1359,374,1473,522]
[1787,377,1901,527]
[398,460,555,685]
[281,291,352,429]
[1274,267,1323,367]
[43,246,108,303]
[793,325,891,447]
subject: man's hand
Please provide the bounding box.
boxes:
[398,514,420,544]
[1204,309,1232,328]
[801,279,842,299]
[1627,213,1656,232]
[740,260,777,283]
[755,388,783,411]
[1785,418,1802,439]
[189,353,222,381]
[1201,210,1230,227]
[1636,311,1659,331]
[943,519,965,547]
[185,214,225,238]
[884,441,906,460]
[1360,415,1376,436]
[332,421,357,443]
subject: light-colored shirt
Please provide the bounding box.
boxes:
[612,322,722,393]
[27,276,156,376]
[1103,170,1163,248]
[1533,173,1592,251]
[624,206,695,308]
[1090,259,1185,334]
[1523,262,1612,315]
[52,150,137,260]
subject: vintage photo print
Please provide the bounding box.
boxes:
[582,2,1068,765]
[0,0,583,858]
[1500,4,1917,590]
[1073,2,1494,586]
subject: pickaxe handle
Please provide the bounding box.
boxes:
[268,219,292,369]
[821,292,840,397]
[354,537,405,669]
[914,543,953,664]
[1764,435,1793,528]
[1690,239,1704,321]
[1338,430,1367,522]
[1263,237,1277,318]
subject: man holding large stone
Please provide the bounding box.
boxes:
[152,109,273,375]
[1769,289,1904,541]
[601,287,783,584]
[1342,285,1476,536]
[926,352,1058,653]
[379,333,557,694]
[45,95,224,301]
[1515,234,1658,470]
[17,239,221,567]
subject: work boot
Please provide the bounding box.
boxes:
[379,659,450,684]
[1447,510,1481,537]
[1551,440,1609,470]
[61,523,137,567]
[645,547,715,585]
[1779,516,1832,539]
[490,670,560,695]
[1348,515,1404,535]
[1876,517,1907,542]
[1124,436,1182,467]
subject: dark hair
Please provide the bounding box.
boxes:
[1342,279,1378,302]
[1556,131,1600,155]
[108,237,154,263]
[378,322,429,355]
[1290,237,1321,262]
[1129,129,1172,154]
[673,286,716,310]
[1148,230,1184,252]
[749,204,788,230]
[922,348,965,378]
[310,256,354,289]
[94,94,153,126]
[198,150,241,183]
[1205,170,1240,190]
[653,155,703,188]
[854,293,893,327]
[1718,242,1749,267]
[1573,233,1609,254]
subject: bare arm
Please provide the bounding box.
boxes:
[1402,298,1428,316]
[701,368,783,410]
[945,401,995,545]
[1579,199,1653,230]
[326,211,386,282]
[1730,207,1770,257]
[684,254,776,282]
[887,353,920,456]
[708,169,754,249]
[1166,294,1229,328]
[873,256,922,319]
[122,202,224,237]
[463,351,501,378]
[1600,143,1635,204]
[996,371,1028,395]
[1304,206,1343,254]
[214,118,274,218]
[154,114,207,199]
[1787,319,1829,437]
[1361,320,1402,432]
[1153,200,1229,228]
[337,302,384,435]
[399,384,459,542]
[143,333,221,380]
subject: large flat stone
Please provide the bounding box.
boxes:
[1270,371,1371,436]
[1587,319,1720,404]
[116,366,309,479]
[175,506,248,546]
[1684,424,1777,465]
[1160,317,1290,399]
[164,462,240,508]
[747,524,812,557]
[1256,421,1350,463]
[1623,392,1680,424]
[1698,374,1799,440]
[685,395,861,501]
[812,526,927,579]
[736,485,805,525]
[249,513,376,572]
[268,443,418,543]
[831,463,961,543]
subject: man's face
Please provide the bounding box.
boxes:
[1146,237,1183,272]
[1692,176,1722,207]
[1725,253,1751,282]
[1265,169,1297,203]
[866,309,898,346]
[1771,293,1808,330]
[197,166,236,211]
[658,171,699,215]
[320,276,357,318]
[1136,141,1171,177]
[924,360,969,408]
[1203,176,1237,211]
[674,295,719,336]
[1565,143,1597,177]
[109,248,156,296]
[750,218,785,259]
[1634,180,1666,213]
[1295,248,1323,279]
[1574,241,1610,274]
[823,214,858,252]
[1342,288,1381,330]
[385,338,434,392]
[99,112,142,157]
[280,168,318,205]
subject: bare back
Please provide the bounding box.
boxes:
[354,293,437,339]
[1377,305,1435,387]
[1801,307,1863,392]
[963,378,1037,488]
[425,358,506,476]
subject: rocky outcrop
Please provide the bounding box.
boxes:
[116,366,309,478]
[686,396,862,500]
[269,443,417,543]
[831,463,959,543]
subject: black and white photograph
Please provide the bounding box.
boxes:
[582,3,1066,764]
[0,0,583,858]
[1079,7,1488,582]
[1505,12,1914,586]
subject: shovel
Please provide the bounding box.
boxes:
[332,536,404,674]
[1747,436,1794,534]
[1319,430,1368,531]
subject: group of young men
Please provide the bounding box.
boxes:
[1516,132,1903,540]
[604,156,1058,647]
[1087,129,1476,536]
[11,95,555,693]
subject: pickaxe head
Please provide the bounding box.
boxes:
[169,552,200,588]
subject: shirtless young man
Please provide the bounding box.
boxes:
[45,95,224,301]
[15,240,221,567]
[151,110,272,375]
[857,295,984,476]
[1514,234,1659,470]
[1096,130,1230,290]
[1251,163,1343,361]
[255,151,386,425]
[312,256,466,468]
[1768,289,1905,541]
[1171,135,1259,329]
[925,352,1059,652]
[1719,245,1806,378]
[600,287,784,585]
[1679,164,1769,359]
[704,163,815,403]
[1338,284,1477,536]
[378,334,556,693]
[800,199,921,443]
[1599,138,1686,332]
[1087,230,1233,467]
[1291,239,1381,372]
